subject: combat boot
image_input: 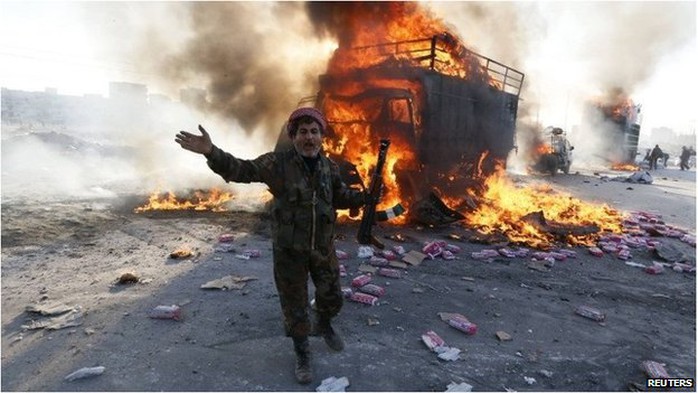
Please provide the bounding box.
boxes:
[316,316,344,352]
[292,336,312,384]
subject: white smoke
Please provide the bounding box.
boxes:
[2,2,694,206]
[429,1,696,169]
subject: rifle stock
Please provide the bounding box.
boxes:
[357,139,391,249]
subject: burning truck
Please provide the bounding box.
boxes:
[275,32,524,225]
[137,3,626,249]
[584,93,642,166]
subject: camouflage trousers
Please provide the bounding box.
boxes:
[273,246,343,338]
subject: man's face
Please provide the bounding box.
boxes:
[291,120,323,158]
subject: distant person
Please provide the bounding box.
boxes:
[649,144,663,170]
[643,149,651,164]
[680,146,691,170]
[662,152,669,168]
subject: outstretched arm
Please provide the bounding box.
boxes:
[175,125,213,155]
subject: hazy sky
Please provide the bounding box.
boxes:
[1,1,696,136]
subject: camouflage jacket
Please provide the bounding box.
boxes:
[206,146,366,252]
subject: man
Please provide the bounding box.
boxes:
[649,144,663,170]
[175,107,367,384]
[680,146,691,170]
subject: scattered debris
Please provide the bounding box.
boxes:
[389,233,408,243]
[65,366,105,382]
[170,248,193,259]
[23,307,84,330]
[336,249,349,260]
[422,241,444,259]
[654,243,690,263]
[441,250,456,260]
[471,249,500,260]
[218,233,235,243]
[214,243,236,253]
[200,275,258,290]
[357,283,386,297]
[341,287,353,298]
[25,301,74,316]
[437,347,461,361]
[316,376,350,392]
[357,246,374,259]
[368,256,390,267]
[358,264,378,274]
[351,274,373,288]
[377,268,402,279]
[116,272,139,285]
[422,330,446,351]
[421,330,461,361]
[640,360,670,378]
[348,292,378,306]
[574,305,606,322]
[439,312,477,335]
[527,260,550,272]
[389,260,409,269]
[523,376,536,385]
[495,331,512,341]
[539,369,554,378]
[241,249,261,258]
[445,381,473,392]
[610,171,653,184]
[367,318,380,326]
[644,262,665,275]
[588,247,604,257]
[147,305,182,321]
[381,250,398,260]
[392,245,406,255]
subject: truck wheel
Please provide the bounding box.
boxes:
[562,162,570,174]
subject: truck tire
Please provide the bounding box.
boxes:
[562,162,570,174]
[543,154,558,176]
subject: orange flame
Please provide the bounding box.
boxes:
[462,168,624,248]
[320,3,499,222]
[134,189,234,213]
[611,163,640,171]
[317,3,623,248]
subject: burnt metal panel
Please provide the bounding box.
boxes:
[419,72,517,173]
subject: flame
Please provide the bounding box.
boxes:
[320,3,501,223]
[134,189,234,213]
[535,143,555,156]
[462,168,624,248]
[315,3,622,248]
[611,163,640,171]
[593,90,638,124]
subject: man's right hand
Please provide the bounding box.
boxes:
[175,124,214,155]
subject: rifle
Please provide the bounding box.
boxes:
[357,139,391,249]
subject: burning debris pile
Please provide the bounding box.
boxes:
[584,88,642,166]
[463,166,623,248]
[134,189,234,213]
